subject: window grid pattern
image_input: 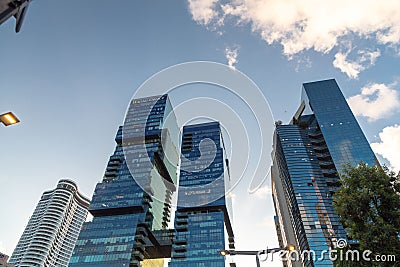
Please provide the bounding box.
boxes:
[272,79,378,267]
[70,95,179,266]
[275,126,335,267]
[170,122,232,267]
[302,80,377,172]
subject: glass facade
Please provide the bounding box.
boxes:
[69,95,179,267]
[301,79,377,171]
[169,122,235,267]
[271,79,378,267]
[69,214,139,266]
[272,126,345,267]
[69,97,234,266]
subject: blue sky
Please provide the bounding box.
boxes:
[1,1,400,266]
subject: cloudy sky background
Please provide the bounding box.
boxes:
[1,1,399,266]
[186,0,400,171]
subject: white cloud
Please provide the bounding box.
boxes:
[225,46,239,69]
[347,83,400,121]
[188,0,400,75]
[371,125,400,172]
[252,185,272,199]
[377,24,400,44]
[187,0,220,26]
[333,49,380,79]
[333,52,363,79]
[294,55,312,72]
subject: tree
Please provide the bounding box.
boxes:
[333,163,400,266]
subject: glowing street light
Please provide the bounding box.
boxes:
[220,250,229,256]
[0,112,20,126]
[220,244,295,267]
[286,244,296,252]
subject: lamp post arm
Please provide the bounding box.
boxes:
[265,247,284,254]
[231,250,259,255]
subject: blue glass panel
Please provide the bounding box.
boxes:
[302,79,377,171]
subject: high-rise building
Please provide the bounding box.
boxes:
[169,121,235,267]
[70,94,236,266]
[9,179,90,267]
[271,79,378,267]
[69,94,180,267]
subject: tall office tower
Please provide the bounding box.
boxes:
[271,79,378,267]
[169,122,235,267]
[9,180,90,267]
[69,95,179,267]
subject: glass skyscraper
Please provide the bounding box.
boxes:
[69,95,235,266]
[9,179,90,267]
[69,95,179,267]
[169,122,235,267]
[271,79,378,267]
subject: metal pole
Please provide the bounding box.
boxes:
[256,253,261,267]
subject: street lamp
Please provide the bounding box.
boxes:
[0,0,31,32]
[220,245,295,267]
[0,112,20,126]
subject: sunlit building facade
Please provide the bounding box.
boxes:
[69,95,179,267]
[271,79,378,266]
[9,180,90,267]
[169,122,235,267]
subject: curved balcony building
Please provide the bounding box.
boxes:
[9,179,90,267]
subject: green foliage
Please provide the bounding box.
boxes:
[333,163,400,265]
